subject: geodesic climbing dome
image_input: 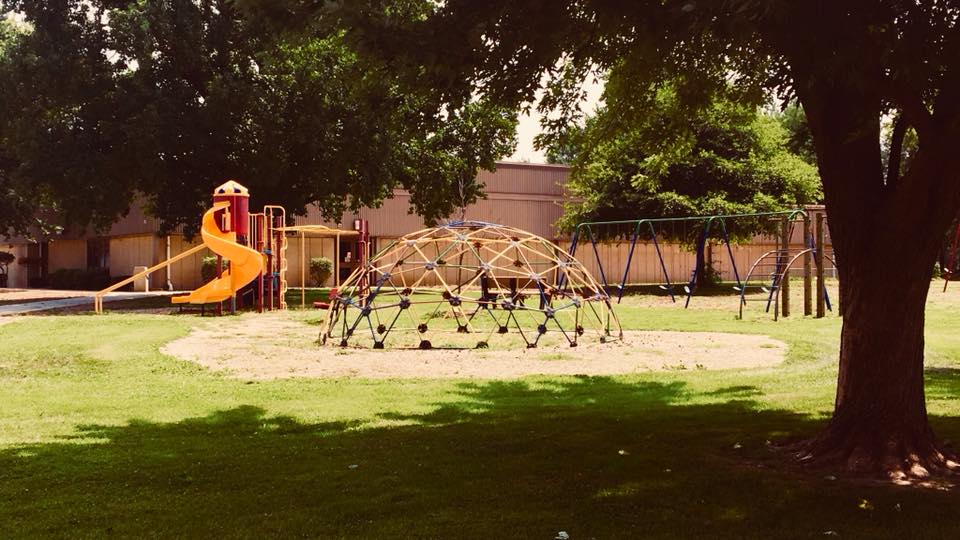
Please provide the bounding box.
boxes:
[320,221,623,349]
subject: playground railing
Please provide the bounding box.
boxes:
[93,243,207,313]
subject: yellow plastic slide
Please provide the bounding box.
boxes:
[172,201,264,305]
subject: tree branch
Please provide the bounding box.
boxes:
[895,88,933,138]
[931,33,960,134]
[877,72,933,138]
[886,112,906,186]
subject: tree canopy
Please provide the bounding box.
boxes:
[551,86,821,235]
[773,104,817,167]
[0,0,516,236]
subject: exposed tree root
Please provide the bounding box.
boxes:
[791,422,960,487]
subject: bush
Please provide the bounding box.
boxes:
[702,261,723,287]
[0,251,13,287]
[48,268,112,290]
[201,256,229,282]
[309,257,333,286]
[0,251,14,269]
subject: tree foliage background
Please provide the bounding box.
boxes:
[0,1,516,237]
[547,86,821,234]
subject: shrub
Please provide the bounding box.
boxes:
[0,251,13,286]
[201,256,229,282]
[702,261,723,287]
[48,268,112,290]
[309,257,333,286]
[0,251,14,269]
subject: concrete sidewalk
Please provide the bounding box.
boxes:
[0,291,177,316]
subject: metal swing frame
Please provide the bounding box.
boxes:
[567,210,806,307]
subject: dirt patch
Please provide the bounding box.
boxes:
[161,313,786,380]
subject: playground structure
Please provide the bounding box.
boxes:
[92,182,835,327]
[320,221,622,349]
[167,199,264,307]
[274,223,361,308]
[94,181,357,314]
[735,211,838,320]
[568,209,838,320]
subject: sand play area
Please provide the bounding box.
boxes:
[161,313,786,380]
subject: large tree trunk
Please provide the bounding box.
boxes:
[793,78,960,478]
[799,222,957,479]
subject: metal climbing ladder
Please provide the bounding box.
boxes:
[737,248,792,319]
[738,223,836,320]
[264,205,288,310]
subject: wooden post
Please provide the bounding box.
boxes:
[781,216,790,318]
[803,214,812,316]
[816,212,826,318]
[300,231,306,309]
[335,233,341,287]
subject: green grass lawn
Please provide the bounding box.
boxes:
[2,286,960,537]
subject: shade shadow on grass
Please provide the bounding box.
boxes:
[705,385,764,398]
[3,377,960,539]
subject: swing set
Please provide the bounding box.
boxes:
[568,209,837,319]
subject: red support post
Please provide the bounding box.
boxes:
[257,215,265,313]
[216,254,223,316]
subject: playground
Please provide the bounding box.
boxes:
[0,181,948,537]
[63,183,829,381]
[3,182,959,537]
[3,0,958,535]
[4,180,960,535]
